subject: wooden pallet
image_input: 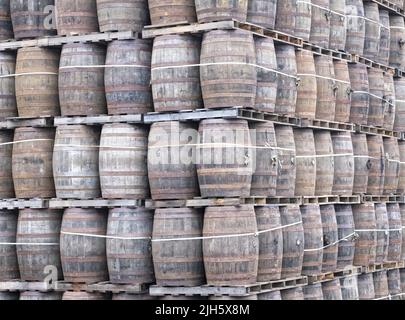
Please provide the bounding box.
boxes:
[355,124,401,139]
[302,195,361,205]
[351,54,395,74]
[0,116,53,129]
[360,194,405,203]
[364,0,405,17]
[307,266,363,284]
[54,114,143,126]
[301,118,355,132]
[361,261,405,273]
[49,199,145,209]
[0,198,49,210]
[0,280,54,292]
[395,68,404,78]
[55,281,149,294]
[302,43,351,61]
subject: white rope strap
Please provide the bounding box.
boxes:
[296,1,346,17]
[0,242,59,246]
[0,72,58,78]
[352,91,394,107]
[303,232,357,252]
[59,64,150,70]
[297,73,350,85]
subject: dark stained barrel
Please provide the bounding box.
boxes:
[335,204,356,269]
[0,131,14,198]
[256,206,283,281]
[374,203,389,264]
[15,47,60,117]
[387,203,402,263]
[345,0,365,56]
[340,275,359,300]
[383,138,400,195]
[399,142,405,194]
[247,0,276,29]
[105,39,153,115]
[320,205,338,273]
[10,0,56,40]
[357,273,376,300]
[295,50,317,119]
[20,292,62,300]
[148,121,199,200]
[373,271,389,300]
[331,132,354,195]
[309,0,330,48]
[61,208,108,283]
[250,122,277,197]
[56,0,98,35]
[295,0,311,41]
[107,207,154,284]
[280,205,304,279]
[100,124,149,199]
[152,35,202,112]
[59,43,106,116]
[254,38,277,112]
[387,269,402,300]
[367,68,384,128]
[401,268,405,297]
[201,30,256,109]
[303,283,324,300]
[314,131,334,196]
[322,279,343,300]
[258,291,282,300]
[333,60,351,123]
[0,1,13,40]
[377,10,390,66]
[275,44,297,116]
[275,125,296,197]
[195,0,247,23]
[352,203,377,266]
[0,52,17,117]
[12,128,55,199]
[112,293,155,300]
[363,2,380,60]
[0,292,19,300]
[351,133,369,194]
[0,210,19,280]
[275,0,296,35]
[348,63,369,125]
[383,73,396,131]
[394,78,405,132]
[149,0,196,25]
[315,55,336,121]
[153,208,204,286]
[401,205,405,260]
[389,16,405,70]
[63,292,109,300]
[367,135,385,195]
[293,129,316,196]
[16,209,62,281]
[97,0,150,32]
[203,205,258,285]
[281,287,304,300]
[197,119,253,198]
[329,0,346,51]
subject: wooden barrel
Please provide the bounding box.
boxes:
[274,0,296,35]
[303,283,324,300]
[258,291,282,300]
[387,269,402,300]
[148,121,199,200]
[333,60,351,123]
[296,50,317,119]
[152,35,202,112]
[301,205,323,276]
[383,138,400,195]
[63,292,109,300]
[314,131,334,196]
[0,131,14,198]
[377,10,390,65]
[357,273,376,300]
[203,205,258,285]
[374,203,389,264]
[53,125,101,199]
[340,275,359,300]
[367,68,384,127]
[394,78,405,132]
[112,293,155,300]
[401,268,405,298]
[201,30,256,109]
[0,292,19,300]
[345,0,365,56]
[254,38,277,112]
[275,44,297,116]
[367,135,385,195]
[17,209,62,281]
[0,0,13,40]
[153,208,204,286]
[320,205,338,273]
[56,0,98,35]
[197,119,253,198]
[399,142,405,194]
[20,292,62,300]
[383,73,396,131]
[322,279,342,300]
[309,0,330,48]
[105,39,152,115]
[59,43,106,116]
[107,207,154,284]
[15,47,60,117]
[387,203,402,263]
[335,204,356,269]
[348,63,369,125]
[331,132,354,195]
[148,0,196,25]
[160,295,206,300]
[209,295,257,300]
[373,271,389,300]
[294,129,316,196]
[0,52,17,117]
[352,203,377,266]
[401,204,405,261]
[329,0,346,51]
[250,122,277,197]
[12,128,55,199]
[281,287,304,300]
[61,208,108,283]
[280,205,304,279]
[100,124,149,199]
[97,0,150,32]
[255,206,283,281]
[0,210,19,281]
[389,16,405,70]
[363,2,380,60]
[351,133,369,194]
[195,0,247,23]
[275,125,296,197]
[315,55,336,121]
[10,0,56,40]
[247,0,276,29]
[295,0,311,41]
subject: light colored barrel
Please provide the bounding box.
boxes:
[296,50,317,119]
[20,292,62,300]
[335,204,356,270]
[377,10,390,65]
[401,204,405,261]
[363,2,380,60]
[357,273,376,300]
[383,138,400,195]
[0,131,14,198]
[394,78,405,132]
[112,293,155,300]
[0,210,18,281]
[309,0,330,48]
[209,295,257,300]
[295,0,311,41]
[0,0,13,40]
[275,0,296,35]
[315,55,336,121]
[399,142,405,194]
[303,283,324,300]
[148,0,196,25]
[387,269,402,300]
[367,68,384,128]
[329,0,346,51]
[258,291,281,300]
[294,129,316,196]
[401,268,405,298]
[345,0,365,56]
[331,132,354,195]
[314,131,334,196]
[383,73,396,131]
[333,60,351,123]
[56,0,98,35]
[62,292,109,300]
[374,203,389,264]
[351,133,369,194]
[340,275,359,300]
[367,135,385,195]
[389,16,405,70]
[373,271,389,300]
[322,279,342,300]
[247,0,276,29]
[195,0,247,23]
[387,203,402,263]
[320,205,338,273]
[0,52,17,117]
[281,287,304,300]
[348,63,369,125]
